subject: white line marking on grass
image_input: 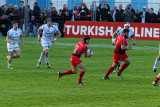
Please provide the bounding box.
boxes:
[23,41,159,51]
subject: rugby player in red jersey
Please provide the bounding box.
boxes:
[104,29,132,80]
[57,36,91,85]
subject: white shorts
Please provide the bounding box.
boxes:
[41,40,52,50]
[7,43,20,52]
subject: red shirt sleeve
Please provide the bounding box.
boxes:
[84,46,88,54]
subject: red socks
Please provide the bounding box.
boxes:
[154,77,160,83]
[105,66,114,77]
[119,63,129,74]
[62,70,73,76]
[79,71,85,83]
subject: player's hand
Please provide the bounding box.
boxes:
[128,46,132,50]
[51,39,55,43]
[11,42,15,45]
[38,38,41,42]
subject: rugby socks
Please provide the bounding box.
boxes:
[62,70,73,76]
[154,77,160,83]
[153,58,160,69]
[105,66,114,77]
[45,57,49,63]
[119,63,129,74]
[79,71,85,84]
[39,52,44,62]
[8,63,11,67]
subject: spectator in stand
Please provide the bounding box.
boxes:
[6,4,14,16]
[148,8,157,23]
[77,3,91,21]
[71,4,78,21]
[33,2,41,21]
[99,0,110,22]
[50,7,58,22]
[48,3,53,14]
[0,5,5,18]
[96,6,101,21]
[63,5,72,21]
[28,5,33,21]
[38,13,45,26]
[113,5,117,22]
[139,6,149,23]
[57,9,65,37]
[109,9,114,22]
[147,8,150,13]
[128,4,135,14]
[4,4,7,14]
[115,4,124,22]
[19,1,25,30]
[42,7,48,20]
[29,16,38,36]
[121,7,134,22]
[0,14,11,36]
[134,9,140,22]
[158,10,160,23]
[63,4,67,11]
[9,5,19,22]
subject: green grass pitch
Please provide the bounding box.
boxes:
[0,37,160,107]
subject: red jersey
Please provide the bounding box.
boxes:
[114,35,128,54]
[72,41,88,58]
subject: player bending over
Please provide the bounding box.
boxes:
[153,55,160,72]
[37,18,61,68]
[57,36,92,85]
[6,21,24,69]
[104,29,132,80]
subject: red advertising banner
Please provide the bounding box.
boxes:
[65,21,160,41]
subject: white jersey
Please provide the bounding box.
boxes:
[116,28,134,39]
[7,28,22,45]
[40,24,59,41]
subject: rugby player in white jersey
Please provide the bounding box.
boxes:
[6,21,24,69]
[111,22,136,73]
[37,18,61,68]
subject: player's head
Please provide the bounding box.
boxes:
[13,21,18,29]
[46,18,52,26]
[124,22,130,30]
[122,29,129,38]
[83,36,90,44]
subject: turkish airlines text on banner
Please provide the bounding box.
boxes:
[65,21,160,41]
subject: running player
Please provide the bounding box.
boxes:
[152,73,160,86]
[37,18,61,68]
[57,36,91,85]
[112,22,135,70]
[112,22,136,45]
[103,29,132,80]
[6,21,24,69]
[153,55,160,72]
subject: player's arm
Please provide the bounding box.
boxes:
[132,35,136,45]
[37,27,42,42]
[6,32,14,45]
[20,35,24,48]
[121,41,132,50]
[112,32,117,45]
[84,49,88,58]
[51,31,61,43]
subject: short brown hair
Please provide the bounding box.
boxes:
[122,29,129,33]
[13,21,18,25]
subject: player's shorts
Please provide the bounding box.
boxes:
[113,52,128,64]
[41,39,52,50]
[7,43,20,52]
[70,55,82,66]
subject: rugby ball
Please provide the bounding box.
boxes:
[87,49,93,57]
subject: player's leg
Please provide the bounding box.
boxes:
[77,63,86,85]
[153,55,160,72]
[118,58,130,74]
[8,51,14,69]
[57,66,76,80]
[104,62,118,80]
[152,73,160,86]
[37,50,45,68]
[13,50,21,58]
